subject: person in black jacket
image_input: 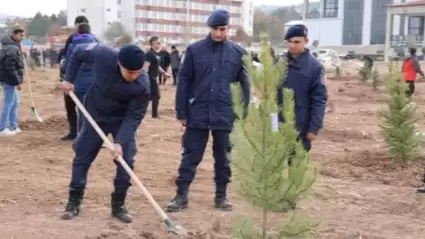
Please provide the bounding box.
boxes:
[170,45,181,85]
[143,36,170,119]
[158,45,171,85]
[0,26,25,136]
[60,15,89,141]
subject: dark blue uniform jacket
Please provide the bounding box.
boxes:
[277,49,327,150]
[63,34,97,93]
[83,44,150,145]
[175,36,250,131]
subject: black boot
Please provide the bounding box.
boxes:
[60,133,76,141]
[111,192,132,223]
[417,186,425,193]
[166,184,189,212]
[214,184,232,211]
[61,188,84,220]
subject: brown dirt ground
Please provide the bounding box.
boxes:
[1,68,425,239]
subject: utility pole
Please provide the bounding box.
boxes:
[303,0,309,20]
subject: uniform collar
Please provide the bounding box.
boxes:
[206,34,227,47]
[285,49,311,68]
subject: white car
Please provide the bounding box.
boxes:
[311,48,341,68]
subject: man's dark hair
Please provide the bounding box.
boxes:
[77,23,91,34]
[12,25,24,34]
[149,36,159,46]
[171,45,176,50]
[74,15,89,25]
[409,48,417,55]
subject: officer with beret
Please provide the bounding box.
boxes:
[60,44,150,223]
[278,24,327,154]
[168,9,251,212]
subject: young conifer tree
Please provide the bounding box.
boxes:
[231,35,318,239]
[371,67,380,91]
[359,65,370,83]
[379,62,421,166]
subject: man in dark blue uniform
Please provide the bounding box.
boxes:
[278,24,327,154]
[60,15,90,141]
[167,9,250,212]
[62,23,97,131]
[60,44,150,223]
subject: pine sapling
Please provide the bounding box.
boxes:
[371,67,380,90]
[379,64,421,166]
[359,66,370,83]
[27,57,36,71]
[231,35,318,239]
[335,66,341,78]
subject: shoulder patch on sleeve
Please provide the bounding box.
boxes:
[321,74,326,85]
[319,66,326,85]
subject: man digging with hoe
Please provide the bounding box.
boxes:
[60,43,150,223]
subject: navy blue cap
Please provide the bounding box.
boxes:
[284,24,308,40]
[207,9,230,27]
[118,44,145,71]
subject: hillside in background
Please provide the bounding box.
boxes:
[256,1,320,13]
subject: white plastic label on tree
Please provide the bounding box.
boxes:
[270,112,279,132]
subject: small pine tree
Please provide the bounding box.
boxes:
[379,63,421,166]
[371,67,380,90]
[359,66,370,83]
[26,57,36,71]
[335,66,341,78]
[231,35,318,238]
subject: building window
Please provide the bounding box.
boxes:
[106,8,111,12]
[408,16,424,36]
[342,0,364,45]
[323,0,338,18]
[80,8,86,13]
[369,0,392,45]
[117,10,121,18]
[117,0,121,4]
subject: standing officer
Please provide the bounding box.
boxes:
[60,44,150,223]
[167,9,251,212]
[278,24,327,158]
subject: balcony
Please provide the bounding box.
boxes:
[390,35,424,48]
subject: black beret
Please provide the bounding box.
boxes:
[118,44,145,71]
[207,9,230,27]
[284,24,308,40]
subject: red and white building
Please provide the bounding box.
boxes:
[67,0,254,44]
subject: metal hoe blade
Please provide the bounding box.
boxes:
[165,218,188,236]
[31,107,43,122]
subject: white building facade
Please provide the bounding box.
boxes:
[67,0,255,44]
[287,0,424,54]
[241,0,254,35]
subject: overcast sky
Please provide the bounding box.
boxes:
[3,0,306,17]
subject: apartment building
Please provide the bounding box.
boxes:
[67,0,254,44]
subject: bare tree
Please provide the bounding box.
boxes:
[104,22,132,46]
[231,27,252,45]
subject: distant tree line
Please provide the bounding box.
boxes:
[253,6,322,43]
[253,7,302,43]
[5,11,67,43]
